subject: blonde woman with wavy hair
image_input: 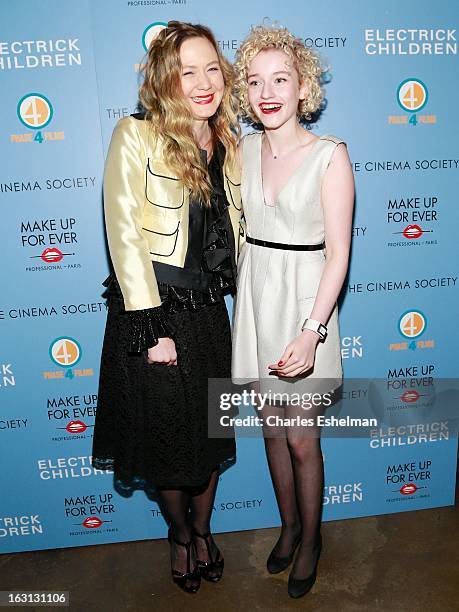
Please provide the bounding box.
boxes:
[92,21,245,594]
[232,25,354,598]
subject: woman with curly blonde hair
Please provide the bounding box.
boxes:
[92,21,245,594]
[232,25,354,598]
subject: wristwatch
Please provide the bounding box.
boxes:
[301,318,328,340]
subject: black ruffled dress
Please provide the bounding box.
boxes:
[91,143,237,495]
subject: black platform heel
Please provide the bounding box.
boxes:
[288,532,322,599]
[267,528,302,574]
[167,528,201,594]
[192,529,224,582]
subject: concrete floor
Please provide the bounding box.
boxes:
[2,503,458,612]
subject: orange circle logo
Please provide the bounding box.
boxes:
[397,79,428,113]
[17,93,53,129]
[142,22,167,51]
[49,337,81,368]
[398,310,426,339]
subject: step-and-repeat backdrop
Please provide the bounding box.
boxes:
[1,0,457,553]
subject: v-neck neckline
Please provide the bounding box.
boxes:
[259,133,323,208]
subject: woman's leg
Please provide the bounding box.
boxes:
[156,487,200,588]
[189,469,219,535]
[189,469,224,580]
[156,487,191,542]
[286,401,324,579]
[190,470,224,582]
[261,402,301,557]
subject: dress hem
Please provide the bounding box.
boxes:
[91,453,236,496]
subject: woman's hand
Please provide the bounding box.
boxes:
[147,338,177,366]
[268,330,320,377]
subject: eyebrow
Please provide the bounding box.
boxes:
[247,70,291,78]
[182,60,220,69]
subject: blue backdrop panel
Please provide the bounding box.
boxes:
[0,0,457,553]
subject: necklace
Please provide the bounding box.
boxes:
[264,137,286,160]
[267,140,278,160]
[264,135,313,160]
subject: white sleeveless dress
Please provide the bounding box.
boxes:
[231,132,344,398]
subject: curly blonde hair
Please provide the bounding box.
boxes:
[234,25,324,122]
[139,21,239,205]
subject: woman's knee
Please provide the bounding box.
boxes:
[286,435,321,461]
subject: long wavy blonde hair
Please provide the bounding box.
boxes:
[139,21,239,205]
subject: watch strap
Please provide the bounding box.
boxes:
[301,318,327,339]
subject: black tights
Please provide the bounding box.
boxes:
[156,469,220,573]
[262,402,324,579]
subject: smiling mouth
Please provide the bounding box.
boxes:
[192,93,215,105]
[260,103,282,114]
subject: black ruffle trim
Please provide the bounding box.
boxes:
[201,143,238,286]
[127,304,176,353]
[157,278,230,315]
[102,272,234,353]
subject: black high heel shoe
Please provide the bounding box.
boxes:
[167,528,201,594]
[267,528,302,574]
[288,532,322,599]
[192,529,224,582]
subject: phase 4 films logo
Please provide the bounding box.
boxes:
[142,21,168,52]
[389,309,434,352]
[43,337,94,380]
[388,78,436,126]
[11,93,64,143]
[134,21,167,71]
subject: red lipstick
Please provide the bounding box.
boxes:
[192,93,215,105]
[259,103,282,114]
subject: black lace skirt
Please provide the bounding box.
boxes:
[91,287,236,496]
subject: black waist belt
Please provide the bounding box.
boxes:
[153,261,214,291]
[246,235,325,251]
[102,262,214,299]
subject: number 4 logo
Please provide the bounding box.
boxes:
[17,93,53,142]
[49,337,82,369]
[396,79,428,125]
[398,310,427,339]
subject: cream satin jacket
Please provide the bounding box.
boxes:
[103,115,245,311]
